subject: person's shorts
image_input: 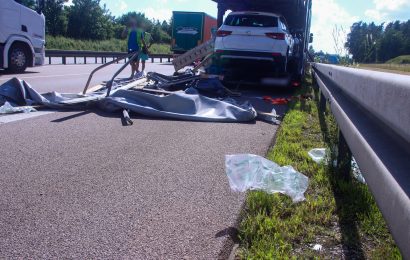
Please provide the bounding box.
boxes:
[138,52,149,61]
[128,49,149,61]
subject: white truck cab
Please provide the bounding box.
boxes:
[0,0,45,73]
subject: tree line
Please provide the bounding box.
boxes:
[345,20,410,63]
[21,0,172,43]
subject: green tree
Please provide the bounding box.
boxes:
[66,0,113,40]
[44,0,68,36]
[16,0,36,9]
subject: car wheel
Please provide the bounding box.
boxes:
[8,44,30,73]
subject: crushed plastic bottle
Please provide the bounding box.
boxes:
[0,101,37,114]
[225,154,309,202]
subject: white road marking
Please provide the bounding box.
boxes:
[0,73,90,82]
[0,111,55,124]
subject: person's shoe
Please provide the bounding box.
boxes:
[134,71,142,79]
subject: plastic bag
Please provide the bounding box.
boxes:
[225,154,309,202]
[308,148,327,164]
[0,101,36,114]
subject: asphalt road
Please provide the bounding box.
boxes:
[0,63,291,259]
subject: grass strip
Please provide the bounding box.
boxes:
[237,75,401,259]
[46,35,171,54]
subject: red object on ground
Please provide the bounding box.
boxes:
[263,96,290,105]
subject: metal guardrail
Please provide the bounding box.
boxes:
[312,63,410,259]
[45,50,174,65]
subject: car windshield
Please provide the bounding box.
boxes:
[225,14,278,27]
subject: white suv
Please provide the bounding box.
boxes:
[214,11,294,79]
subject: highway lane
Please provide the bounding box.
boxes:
[0,62,172,93]
[0,63,290,258]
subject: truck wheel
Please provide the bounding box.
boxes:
[8,43,30,73]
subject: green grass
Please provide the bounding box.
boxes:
[46,35,171,54]
[386,55,410,64]
[356,63,410,74]
[237,75,401,259]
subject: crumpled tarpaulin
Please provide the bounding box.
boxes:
[0,77,257,122]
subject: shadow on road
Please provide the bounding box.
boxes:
[0,70,40,77]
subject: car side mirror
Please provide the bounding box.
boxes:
[309,33,313,43]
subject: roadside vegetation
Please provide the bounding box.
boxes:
[356,63,410,74]
[46,36,171,54]
[22,0,173,52]
[237,74,401,259]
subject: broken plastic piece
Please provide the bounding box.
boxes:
[225,154,309,202]
[308,148,327,164]
[312,244,323,251]
[256,108,281,125]
[352,157,366,184]
[0,101,36,114]
[122,109,133,125]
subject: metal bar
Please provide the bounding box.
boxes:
[84,57,86,64]
[82,52,137,95]
[106,52,140,97]
[62,56,66,65]
[48,56,51,65]
[313,66,410,258]
[313,63,410,144]
[74,57,77,64]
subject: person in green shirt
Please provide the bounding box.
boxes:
[122,18,150,78]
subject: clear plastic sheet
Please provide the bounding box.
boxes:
[225,154,309,202]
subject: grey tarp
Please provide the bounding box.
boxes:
[0,78,257,122]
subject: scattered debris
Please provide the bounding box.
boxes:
[352,157,366,184]
[122,109,133,125]
[308,148,327,164]
[0,75,258,123]
[0,101,36,114]
[256,108,281,125]
[225,154,309,202]
[308,148,366,184]
[312,244,323,251]
[263,96,290,105]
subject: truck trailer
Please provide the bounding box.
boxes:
[0,0,46,73]
[212,0,312,83]
[171,11,217,54]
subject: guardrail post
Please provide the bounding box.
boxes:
[168,57,171,62]
[74,57,77,64]
[160,57,163,63]
[48,56,51,65]
[84,57,86,64]
[319,91,326,113]
[62,56,66,65]
[95,57,97,64]
[337,131,352,180]
[151,57,154,63]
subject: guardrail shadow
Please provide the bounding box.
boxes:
[315,89,366,259]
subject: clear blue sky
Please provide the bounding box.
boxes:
[95,0,410,53]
